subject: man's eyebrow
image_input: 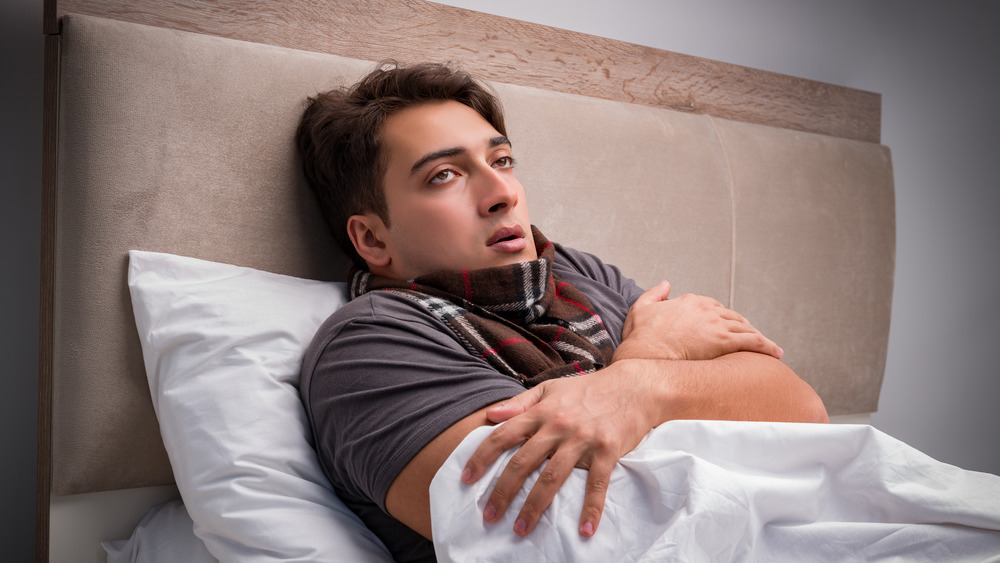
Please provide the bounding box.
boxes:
[409,136,512,176]
[410,147,465,176]
[489,136,512,149]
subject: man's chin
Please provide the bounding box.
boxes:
[490,252,538,269]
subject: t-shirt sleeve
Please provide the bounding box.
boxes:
[301,292,524,512]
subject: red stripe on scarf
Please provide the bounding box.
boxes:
[462,269,472,301]
[481,337,530,359]
[552,325,565,344]
[555,282,607,330]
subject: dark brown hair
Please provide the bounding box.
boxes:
[295,61,507,267]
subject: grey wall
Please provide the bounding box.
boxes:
[432,0,1000,473]
[3,0,997,559]
[2,0,43,559]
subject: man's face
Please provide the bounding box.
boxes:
[372,100,537,279]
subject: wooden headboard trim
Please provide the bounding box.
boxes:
[36,31,60,563]
[45,0,880,143]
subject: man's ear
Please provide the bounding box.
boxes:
[347,214,392,269]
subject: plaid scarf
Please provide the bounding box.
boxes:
[349,227,614,387]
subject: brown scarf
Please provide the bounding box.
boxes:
[349,227,614,387]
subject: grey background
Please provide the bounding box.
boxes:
[3,0,998,559]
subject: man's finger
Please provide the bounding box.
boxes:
[486,385,544,424]
[481,434,559,525]
[719,308,747,322]
[633,280,672,307]
[462,418,534,484]
[511,448,580,536]
[579,457,615,537]
[730,331,783,359]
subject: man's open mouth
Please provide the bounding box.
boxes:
[487,225,524,246]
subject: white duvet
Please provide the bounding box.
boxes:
[430,420,1000,562]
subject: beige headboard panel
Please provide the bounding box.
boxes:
[502,88,894,413]
[47,13,894,499]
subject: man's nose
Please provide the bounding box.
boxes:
[478,168,518,216]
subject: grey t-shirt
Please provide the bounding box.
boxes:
[300,243,644,561]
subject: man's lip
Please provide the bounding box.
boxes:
[486,225,525,246]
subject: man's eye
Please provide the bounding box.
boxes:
[493,156,515,169]
[430,169,456,184]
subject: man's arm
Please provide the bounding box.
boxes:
[384,281,827,541]
[458,281,828,538]
[384,402,501,540]
[613,280,785,362]
[384,350,826,542]
[461,352,827,537]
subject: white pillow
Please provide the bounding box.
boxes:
[103,499,216,563]
[128,250,393,562]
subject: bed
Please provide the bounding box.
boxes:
[36,0,999,561]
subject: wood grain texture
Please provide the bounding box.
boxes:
[47,0,881,142]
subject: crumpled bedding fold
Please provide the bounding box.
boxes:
[430,420,1000,562]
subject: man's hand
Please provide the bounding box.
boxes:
[457,281,823,540]
[614,281,783,362]
[460,365,657,538]
[459,353,827,540]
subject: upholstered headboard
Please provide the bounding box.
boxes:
[37,0,893,560]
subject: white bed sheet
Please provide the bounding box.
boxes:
[431,420,1000,562]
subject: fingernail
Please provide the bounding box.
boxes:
[778,347,784,358]
[514,518,527,534]
[484,503,496,521]
[581,521,595,536]
[461,467,472,482]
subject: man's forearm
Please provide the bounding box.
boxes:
[459,350,827,539]
[613,351,829,424]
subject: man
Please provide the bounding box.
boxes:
[296,62,828,562]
